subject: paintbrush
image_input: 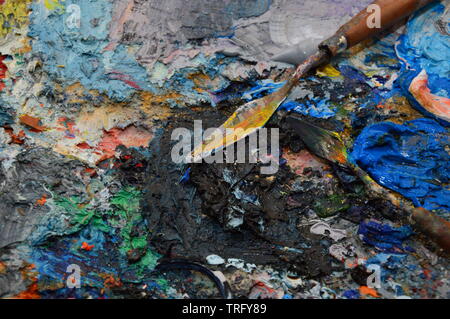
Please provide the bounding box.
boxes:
[285,115,450,253]
[190,0,435,162]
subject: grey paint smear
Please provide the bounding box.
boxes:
[108,0,372,65]
[0,148,86,249]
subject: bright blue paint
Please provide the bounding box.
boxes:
[358,220,414,252]
[351,119,450,211]
[179,167,191,184]
[343,289,360,299]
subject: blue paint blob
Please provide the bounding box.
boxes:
[351,119,450,211]
[280,98,336,119]
[179,167,191,184]
[396,2,450,122]
[358,220,414,252]
[343,289,360,299]
[338,65,371,86]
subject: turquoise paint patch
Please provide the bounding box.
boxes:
[28,0,153,101]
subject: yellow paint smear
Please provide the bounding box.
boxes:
[0,0,32,38]
[316,64,341,78]
[44,0,65,11]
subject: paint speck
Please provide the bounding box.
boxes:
[81,242,94,251]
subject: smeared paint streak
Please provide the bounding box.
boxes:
[396,2,450,122]
[366,253,408,283]
[44,0,65,11]
[0,0,32,37]
[242,80,286,101]
[317,64,342,78]
[96,125,153,163]
[351,119,450,211]
[280,98,336,119]
[179,167,191,184]
[0,55,7,91]
[409,70,450,122]
[19,114,47,132]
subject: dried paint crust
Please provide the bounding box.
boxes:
[0,0,449,300]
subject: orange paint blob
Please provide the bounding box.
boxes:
[19,114,47,132]
[3,127,26,144]
[359,286,380,298]
[36,195,47,206]
[14,281,40,299]
[409,70,450,122]
[81,242,94,251]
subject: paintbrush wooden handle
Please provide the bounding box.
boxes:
[320,0,436,56]
[353,165,450,253]
[411,208,450,253]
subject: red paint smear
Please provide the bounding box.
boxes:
[81,242,94,251]
[83,167,97,177]
[3,126,26,144]
[76,142,92,149]
[108,71,142,90]
[14,281,40,299]
[95,125,152,163]
[409,70,450,122]
[103,275,122,289]
[0,55,7,91]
